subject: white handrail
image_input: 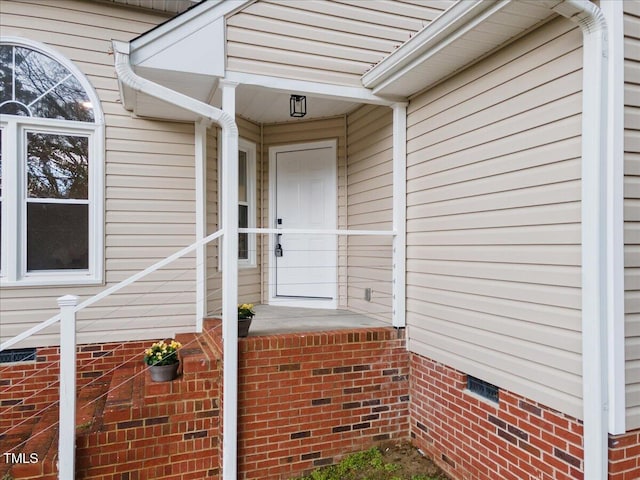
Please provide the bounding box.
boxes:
[0,229,224,352]
[239,227,395,236]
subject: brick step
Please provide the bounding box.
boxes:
[76,379,110,434]
[201,317,223,355]
[1,379,110,478]
[101,364,144,426]
[176,332,217,376]
[0,420,36,477]
[9,409,58,479]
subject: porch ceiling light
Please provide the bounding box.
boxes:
[289,94,306,118]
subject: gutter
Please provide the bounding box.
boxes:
[112,40,240,480]
[540,1,610,478]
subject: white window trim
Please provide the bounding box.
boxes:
[0,37,104,287]
[217,137,257,269]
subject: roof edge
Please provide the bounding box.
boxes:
[361,0,509,90]
[130,0,251,55]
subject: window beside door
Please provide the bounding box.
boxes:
[219,138,256,268]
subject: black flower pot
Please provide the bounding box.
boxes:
[238,317,253,337]
[149,362,179,382]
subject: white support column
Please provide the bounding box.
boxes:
[602,0,626,435]
[220,80,239,480]
[57,294,78,480]
[195,121,208,333]
[392,103,407,329]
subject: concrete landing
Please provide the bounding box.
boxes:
[248,305,390,335]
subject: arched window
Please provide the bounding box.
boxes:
[0,38,104,285]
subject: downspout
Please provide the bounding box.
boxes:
[543,1,609,478]
[392,103,407,329]
[112,41,240,480]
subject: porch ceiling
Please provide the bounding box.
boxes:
[217,84,361,124]
[127,74,361,124]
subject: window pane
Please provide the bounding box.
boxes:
[14,47,68,108]
[0,45,94,122]
[27,203,88,271]
[0,128,3,197]
[239,205,248,260]
[27,132,88,199]
[29,75,95,122]
[0,45,11,104]
[238,151,247,203]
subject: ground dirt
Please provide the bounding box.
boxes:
[294,441,452,480]
[376,442,451,479]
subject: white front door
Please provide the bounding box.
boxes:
[270,141,337,306]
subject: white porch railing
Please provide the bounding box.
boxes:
[0,227,400,480]
[0,229,224,480]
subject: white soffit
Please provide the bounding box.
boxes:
[233,84,360,124]
[102,0,200,15]
[130,66,218,121]
[362,0,556,97]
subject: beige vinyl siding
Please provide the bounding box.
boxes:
[0,0,200,348]
[346,104,393,322]
[205,126,222,316]
[262,117,347,305]
[405,17,584,419]
[225,0,453,86]
[624,1,640,430]
[205,117,263,317]
[237,118,263,304]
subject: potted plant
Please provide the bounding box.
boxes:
[238,303,255,337]
[144,339,182,382]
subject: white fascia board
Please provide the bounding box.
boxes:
[361,0,506,90]
[130,0,250,77]
[225,70,401,106]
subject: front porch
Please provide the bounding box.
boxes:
[248,305,390,335]
[1,317,408,480]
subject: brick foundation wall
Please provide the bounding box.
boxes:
[234,327,410,479]
[5,329,639,479]
[609,431,640,480]
[410,353,586,480]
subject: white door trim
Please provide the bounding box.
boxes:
[268,139,337,309]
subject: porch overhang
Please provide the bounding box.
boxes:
[114,0,403,124]
[361,0,556,97]
[117,0,249,122]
